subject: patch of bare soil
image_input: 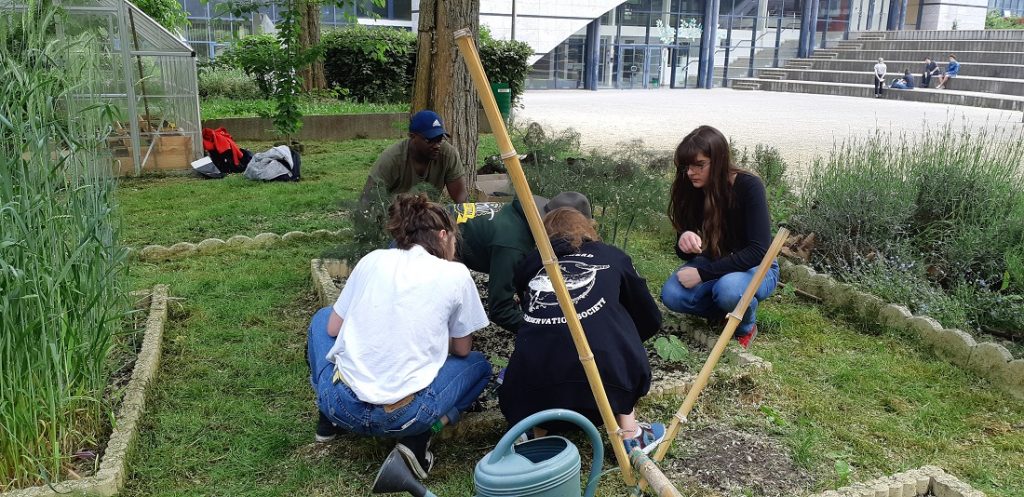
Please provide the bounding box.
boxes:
[664,425,813,497]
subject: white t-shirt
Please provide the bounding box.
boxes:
[874,62,887,78]
[327,245,489,404]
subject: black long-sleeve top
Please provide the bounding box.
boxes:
[674,172,772,281]
[498,239,662,424]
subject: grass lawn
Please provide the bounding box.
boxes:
[119,139,1024,497]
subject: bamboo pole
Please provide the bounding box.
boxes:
[630,450,684,497]
[650,228,789,466]
[453,29,636,486]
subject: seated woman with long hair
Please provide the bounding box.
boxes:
[660,125,779,348]
[306,193,492,480]
[499,207,665,453]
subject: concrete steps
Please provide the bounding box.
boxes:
[828,49,1024,65]
[788,58,1024,79]
[736,30,1024,112]
[731,81,761,90]
[728,78,1024,111]
[756,68,1024,94]
[853,39,1024,52]
[854,29,1024,41]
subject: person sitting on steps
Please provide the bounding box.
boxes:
[935,54,960,90]
[306,193,491,480]
[890,69,915,90]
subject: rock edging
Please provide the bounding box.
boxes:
[779,259,1023,400]
[808,465,985,497]
[3,285,169,497]
[133,230,343,262]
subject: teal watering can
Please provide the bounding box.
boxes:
[372,409,604,497]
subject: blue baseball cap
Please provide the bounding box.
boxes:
[409,110,447,140]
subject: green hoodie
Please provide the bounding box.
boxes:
[458,197,535,332]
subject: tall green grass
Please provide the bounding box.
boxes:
[0,6,127,489]
[792,124,1024,337]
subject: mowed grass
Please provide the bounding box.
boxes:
[118,138,501,247]
[119,139,1024,497]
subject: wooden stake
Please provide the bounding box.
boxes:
[648,228,789,469]
[453,29,636,486]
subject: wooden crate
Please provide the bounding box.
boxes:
[111,135,194,175]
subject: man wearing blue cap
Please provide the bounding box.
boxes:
[360,110,468,205]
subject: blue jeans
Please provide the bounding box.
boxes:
[306,307,492,437]
[660,260,780,336]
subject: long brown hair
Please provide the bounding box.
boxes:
[386,193,457,260]
[668,125,745,259]
[544,207,599,250]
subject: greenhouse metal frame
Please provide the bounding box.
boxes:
[2,0,202,175]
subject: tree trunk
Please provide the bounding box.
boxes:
[411,0,480,194]
[299,0,327,91]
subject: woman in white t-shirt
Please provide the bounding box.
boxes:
[306,193,491,480]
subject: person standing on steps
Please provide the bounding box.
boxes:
[873,57,887,98]
[659,125,779,350]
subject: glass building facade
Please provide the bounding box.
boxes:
[990,0,1024,16]
[526,0,829,89]
[178,0,412,59]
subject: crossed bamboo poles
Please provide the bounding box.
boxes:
[453,29,789,496]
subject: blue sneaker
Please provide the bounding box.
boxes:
[623,422,666,455]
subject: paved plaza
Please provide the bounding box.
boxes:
[517,89,1024,175]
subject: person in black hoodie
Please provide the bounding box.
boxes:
[457,192,592,332]
[660,125,779,349]
[499,207,665,454]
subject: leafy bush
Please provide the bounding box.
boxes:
[514,124,671,250]
[480,26,534,107]
[198,67,262,100]
[321,25,416,103]
[986,10,1024,29]
[134,0,188,30]
[219,34,284,98]
[736,142,796,225]
[793,125,1024,339]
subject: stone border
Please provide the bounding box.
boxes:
[309,259,768,439]
[4,285,169,497]
[133,229,343,262]
[808,465,985,497]
[779,259,1023,400]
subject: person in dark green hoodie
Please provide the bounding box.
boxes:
[457,192,592,332]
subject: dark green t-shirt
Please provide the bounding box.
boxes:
[369,138,464,195]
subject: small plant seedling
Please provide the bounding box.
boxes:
[654,335,690,363]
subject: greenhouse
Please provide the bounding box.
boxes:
[1,0,201,174]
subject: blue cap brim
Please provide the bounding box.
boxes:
[419,128,446,140]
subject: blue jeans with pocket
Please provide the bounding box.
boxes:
[660,259,779,336]
[306,307,492,437]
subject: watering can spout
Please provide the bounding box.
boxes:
[371,409,604,497]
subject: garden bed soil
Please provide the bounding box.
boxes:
[664,424,814,497]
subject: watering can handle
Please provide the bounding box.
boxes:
[489,409,604,497]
